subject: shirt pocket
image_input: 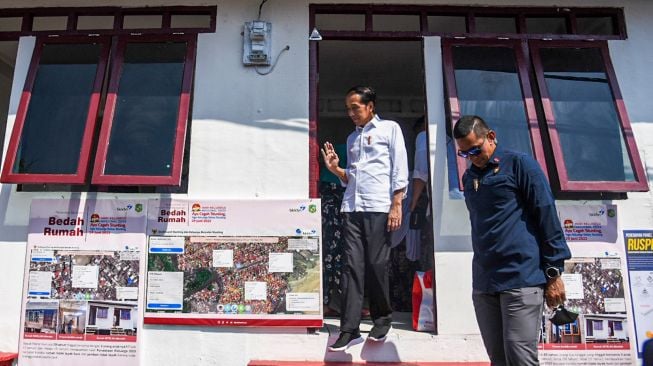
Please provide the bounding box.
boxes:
[481,174,514,200]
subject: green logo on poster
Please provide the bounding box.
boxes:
[135,203,143,213]
[308,204,317,213]
[607,209,615,217]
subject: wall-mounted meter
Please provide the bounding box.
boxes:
[243,21,272,66]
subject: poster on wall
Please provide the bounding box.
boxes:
[539,256,634,365]
[557,204,618,243]
[623,230,653,360]
[19,199,146,366]
[143,199,322,327]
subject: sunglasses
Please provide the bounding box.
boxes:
[457,136,486,158]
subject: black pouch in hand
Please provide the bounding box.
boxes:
[410,206,426,229]
[549,305,579,326]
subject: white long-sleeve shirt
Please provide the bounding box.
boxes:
[413,131,429,182]
[340,115,409,213]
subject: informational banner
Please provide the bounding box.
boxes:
[623,230,653,359]
[539,256,634,365]
[143,199,322,327]
[19,199,146,366]
[558,205,618,243]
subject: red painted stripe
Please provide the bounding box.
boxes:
[144,317,323,327]
[249,362,489,366]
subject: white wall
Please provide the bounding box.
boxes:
[0,0,651,364]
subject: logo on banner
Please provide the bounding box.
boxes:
[589,208,605,217]
[308,204,317,213]
[289,205,306,213]
[135,203,143,213]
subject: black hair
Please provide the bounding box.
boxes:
[453,115,490,139]
[346,85,376,106]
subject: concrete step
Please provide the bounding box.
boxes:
[246,312,489,364]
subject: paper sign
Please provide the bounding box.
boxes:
[562,273,584,300]
[212,250,234,268]
[287,238,318,251]
[244,281,267,301]
[147,271,184,309]
[268,252,293,273]
[28,271,52,297]
[72,266,98,289]
[286,293,320,312]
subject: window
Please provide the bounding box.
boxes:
[443,39,648,193]
[1,34,196,187]
[96,307,109,319]
[120,309,131,320]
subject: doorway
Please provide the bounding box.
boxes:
[315,39,434,318]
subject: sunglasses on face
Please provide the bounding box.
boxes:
[457,136,486,158]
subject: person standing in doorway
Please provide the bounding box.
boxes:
[453,115,571,365]
[322,86,408,351]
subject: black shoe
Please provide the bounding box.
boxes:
[328,331,363,351]
[368,324,391,342]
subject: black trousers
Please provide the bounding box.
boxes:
[340,211,393,333]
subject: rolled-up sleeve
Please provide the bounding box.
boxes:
[390,124,409,195]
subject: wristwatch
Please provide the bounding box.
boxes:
[545,266,561,280]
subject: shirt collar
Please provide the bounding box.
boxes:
[356,114,380,132]
[470,145,504,173]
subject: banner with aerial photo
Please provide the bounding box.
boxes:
[539,256,634,365]
[143,199,322,327]
[19,199,145,366]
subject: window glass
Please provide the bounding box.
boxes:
[171,14,211,29]
[0,17,22,32]
[315,14,365,31]
[427,15,466,33]
[104,41,187,176]
[576,16,615,35]
[373,15,420,32]
[13,43,101,175]
[77,16,115,30]
[539,47,634,181]
[32,16,68,31]
[122,15,162,29]
[452,46,533,156]
[526,17,567,34]
[474,16,517,33]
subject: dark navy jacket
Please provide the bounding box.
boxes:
[462,147,571,293]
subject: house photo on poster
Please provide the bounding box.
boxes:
[539,257,634,365]
[19,199,145,366]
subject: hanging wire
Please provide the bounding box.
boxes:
[257,0,269,20]
[255,45,290,76]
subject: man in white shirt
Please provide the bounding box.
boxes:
[322,86,408,351]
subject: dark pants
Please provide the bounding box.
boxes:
[340,212,393,333]
[472,286,544,366]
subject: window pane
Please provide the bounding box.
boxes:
[373,15,420,32]
[104,42,187,176]
[452,46,532,156]
[171,14,211,29]
[539,47,633,181]
[428,15,466,33]
[577,16,615,35]
[77,16,115,30]
[526,17,568,34]
[0,17,22,32]
[14,43,101,174]
[315,14,365,31]
[474,16,516,33]
[123,15,162,29]
[32,16,68,31]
